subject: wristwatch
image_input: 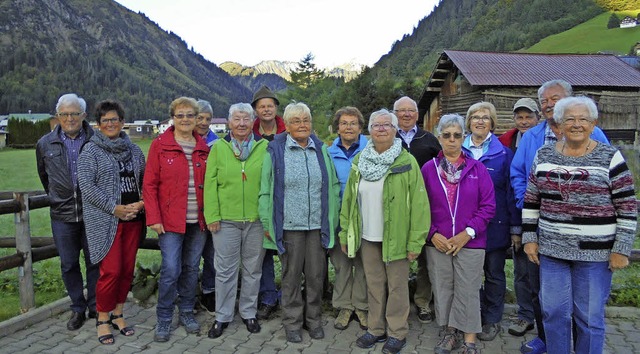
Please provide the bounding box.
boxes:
[465,227,476,239]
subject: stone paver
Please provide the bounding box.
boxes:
[1,301,639,353]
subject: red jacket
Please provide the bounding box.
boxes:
[252,115,286,138]
[498,127,518,151]
[143,126,210,233]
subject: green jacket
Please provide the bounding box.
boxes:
[338,150,430,262]
[204,136,267,223]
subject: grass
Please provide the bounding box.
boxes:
[0,140,639,321]
[525,10,640,54]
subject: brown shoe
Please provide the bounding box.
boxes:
[334,308,353,330]
[354,309,368,329]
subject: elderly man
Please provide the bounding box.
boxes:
[498,98,540,152]
[36,93,99,330]
[393,96,440,324]
[510,80,609,354]
[251,86,286,320]
[195,99,218,313]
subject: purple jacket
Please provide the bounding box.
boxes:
[421,152,496,249]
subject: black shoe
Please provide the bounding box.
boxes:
[207,321,229,339]
[256,303,277,320]
[67,311,86,330]
[286,329,302,343]
[200,292,215,314]
[308,326,324,339]
[242,318,261,333]
[88,310,97,319]
[110,313,135,336]
[382,336,407,354]
[356,332,388,348]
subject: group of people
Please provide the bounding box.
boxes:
[35,80,637,354]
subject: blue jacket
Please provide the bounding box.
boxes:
[328,134,368,198]
[203,129,219,147]
[464,136,520,251]
[510,120,609,209]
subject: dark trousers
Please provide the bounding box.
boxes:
[259,249,279,305]
[280,230,326,331]
[513,245,534,322]
[527,258,545,342]
[51,220,99,314]
[201,231,215,293]
[480,248,507,325]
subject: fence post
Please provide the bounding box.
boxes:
[14,192,35,312]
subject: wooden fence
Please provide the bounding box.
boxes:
[0,191,638,314]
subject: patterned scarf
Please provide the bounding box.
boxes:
[90,130,132,163]
[438,154,466,184]
[231,132,255,161]
[358,138,403,181]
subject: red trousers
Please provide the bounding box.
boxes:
[96,220,143,312]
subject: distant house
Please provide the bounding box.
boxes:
[125,120,158,139]
[417,50,640,143]
[211,118,227,134]
[620,16,638,28]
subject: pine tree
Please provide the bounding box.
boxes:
[289,53,325,89]
[607,13,620,29]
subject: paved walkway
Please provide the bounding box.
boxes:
[1,299,639,354]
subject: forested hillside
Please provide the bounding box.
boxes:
[0,0,250,119]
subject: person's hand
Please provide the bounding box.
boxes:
[447,230,472,256]
[609,253,629,271]
[264,231,272,241]
[341,244,348,255]
[431,233,452,253]
[114,205,132,221]
[150,223,165,235]
[407,251,420,262]
[524,243,539,265]
[208,222,220,234]
[511,235,522,253]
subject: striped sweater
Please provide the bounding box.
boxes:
[522,143,637,262]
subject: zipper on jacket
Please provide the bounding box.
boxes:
[434,160,458,238]
[241,160,246,219]
[304,150,311,226]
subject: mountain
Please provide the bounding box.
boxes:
[0,0,251,119]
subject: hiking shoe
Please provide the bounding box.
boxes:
[417,305,434,323]
[200,292,215,314]
[520,337,546,354]
[154,320,171,342]
[509,318,534,336]
[382,336,407,354]
[435,327,462,354]
[308,326,324,339]
[286,329,302,343]
[334,308,353,330]
[179,311,200,334]
[354,308,368,329]
[477,323,501,341]
[257,303,278,320]
[461,342,481,354]
[356,332,388,348]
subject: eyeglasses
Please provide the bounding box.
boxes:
[371,123,395,131]
[562,116,592,126]
[174,113,196,120]
[339,122,359,127]
[56,112,83,119]
[100,118,122,125]
[470,115,491,122]
[289,118,311,126]
[394,109,416,114]
[441,132,463,140]
[196,115,212,122]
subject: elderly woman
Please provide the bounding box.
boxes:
[340,109,429,354]
[195,99,218,313]
[258,102,340,343]
[204,103,267,338]
[78,100,145,345]
[523,96,637,354]
[462,102,520,342]
[422,114,495,354]
[143,97,210,342]
[327,106,369,331]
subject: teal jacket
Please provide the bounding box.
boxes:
[339,149,430,262]
[204,135,267,223]
[259,133,340,253]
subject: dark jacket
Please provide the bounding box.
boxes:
[397,127,441,169]
[36,120,94,222]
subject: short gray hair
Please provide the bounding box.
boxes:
[553,96,598,125]
[56,93,86,113]
[283,102,312,124]
[368,109,398,131]
[197,100,213,116]
[228,103,254,120]
[393,96,417,111]
[537,79,573,102]
[437,114,465,135]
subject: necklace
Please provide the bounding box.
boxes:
[561,140,591,157]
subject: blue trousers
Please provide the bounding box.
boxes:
[480,248,507,325]
[259,249,280,306]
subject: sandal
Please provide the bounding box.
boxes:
[110,313,135,336]
[96,319,114,345]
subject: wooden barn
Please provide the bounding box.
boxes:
[417,50,640,143]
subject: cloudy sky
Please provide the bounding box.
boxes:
[115,0,438,68]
